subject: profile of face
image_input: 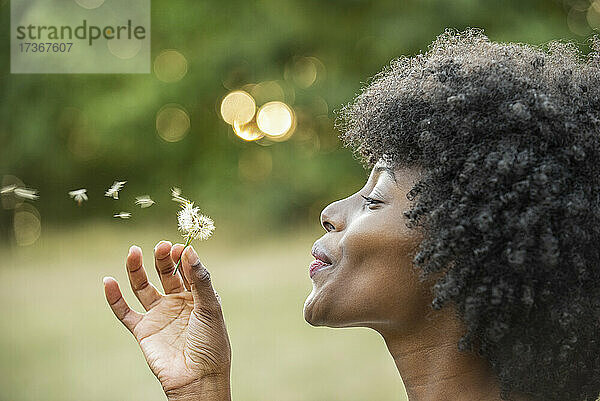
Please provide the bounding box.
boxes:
[303,161,433,334]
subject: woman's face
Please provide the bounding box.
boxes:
[303,161,431,332]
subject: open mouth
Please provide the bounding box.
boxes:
[309,246,333,278]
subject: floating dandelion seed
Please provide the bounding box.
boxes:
[113,212,132,219]
[1,185,17,194]
[69,189,88,205]
[171,187,189,204]
[105,181,127,199]
[135,195,155,208]
[13,187,39,200]
[172,200,215,275]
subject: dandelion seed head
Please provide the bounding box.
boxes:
[177,202,199,233]
[177,202,215,241]
[193,214,215,241]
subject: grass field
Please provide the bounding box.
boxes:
[0,221,408,401]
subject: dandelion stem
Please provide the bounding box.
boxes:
[172,236,193,276]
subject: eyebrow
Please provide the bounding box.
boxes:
[374,166,396,181]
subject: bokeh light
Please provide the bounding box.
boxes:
[255,139,274,147]
[154,50,188,83]
[588,1,600,29]
[67,130,101,161]
[310,96,329,117]
[256,101,295,139]
[564,0,590,11]
[107,37,143,59]
[250,81,285,105]
[220,91,256,125]
[296,128,320,158]
[238,148,273,182]
[241,83,256,94]
[567,4,593,35]
[156,105,191,142]
[285,56,326,88]
[13,204,41,246]
[75,0,105,9]
[233,120,264,141]
[278,80,296,105]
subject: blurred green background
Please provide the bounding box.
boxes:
[0,0,598,400]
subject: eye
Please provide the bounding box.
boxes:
[361,195,384,209]
[323,221,335,232]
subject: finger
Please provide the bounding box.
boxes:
[126,245,162,311]
[182,246,220,311]
[154,241,185,294]
[103,276,142,334]
[171,243,190,291]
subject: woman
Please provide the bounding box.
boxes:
[103,30,600,401]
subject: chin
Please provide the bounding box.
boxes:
[303,288,325,326]
[303,286,337,327]
[303,283,352,328]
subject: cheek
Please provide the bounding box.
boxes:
[337,223,424,323]
[342,209,419,275]
[343,250,429,327]
[308,213,427,327]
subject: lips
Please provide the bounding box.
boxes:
[310,246,333,278]
[309,259,331,277]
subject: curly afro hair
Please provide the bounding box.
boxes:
[338,29,600,401]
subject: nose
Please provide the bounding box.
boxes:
[320,199,346,232]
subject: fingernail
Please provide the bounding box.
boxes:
[154,240,171,253]
[186,246,200,267]
[128,245,136,256]
[154,240,172,253]
[103,277,111,285]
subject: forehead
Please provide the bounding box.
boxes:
[371,159,397,181]
[370,159,425,189]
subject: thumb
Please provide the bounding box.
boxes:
[182,246,220,309]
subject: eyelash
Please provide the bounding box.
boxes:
[361,195,384,208]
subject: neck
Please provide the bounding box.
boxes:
[378,307,502,401]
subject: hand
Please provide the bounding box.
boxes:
[103,242,231,400]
